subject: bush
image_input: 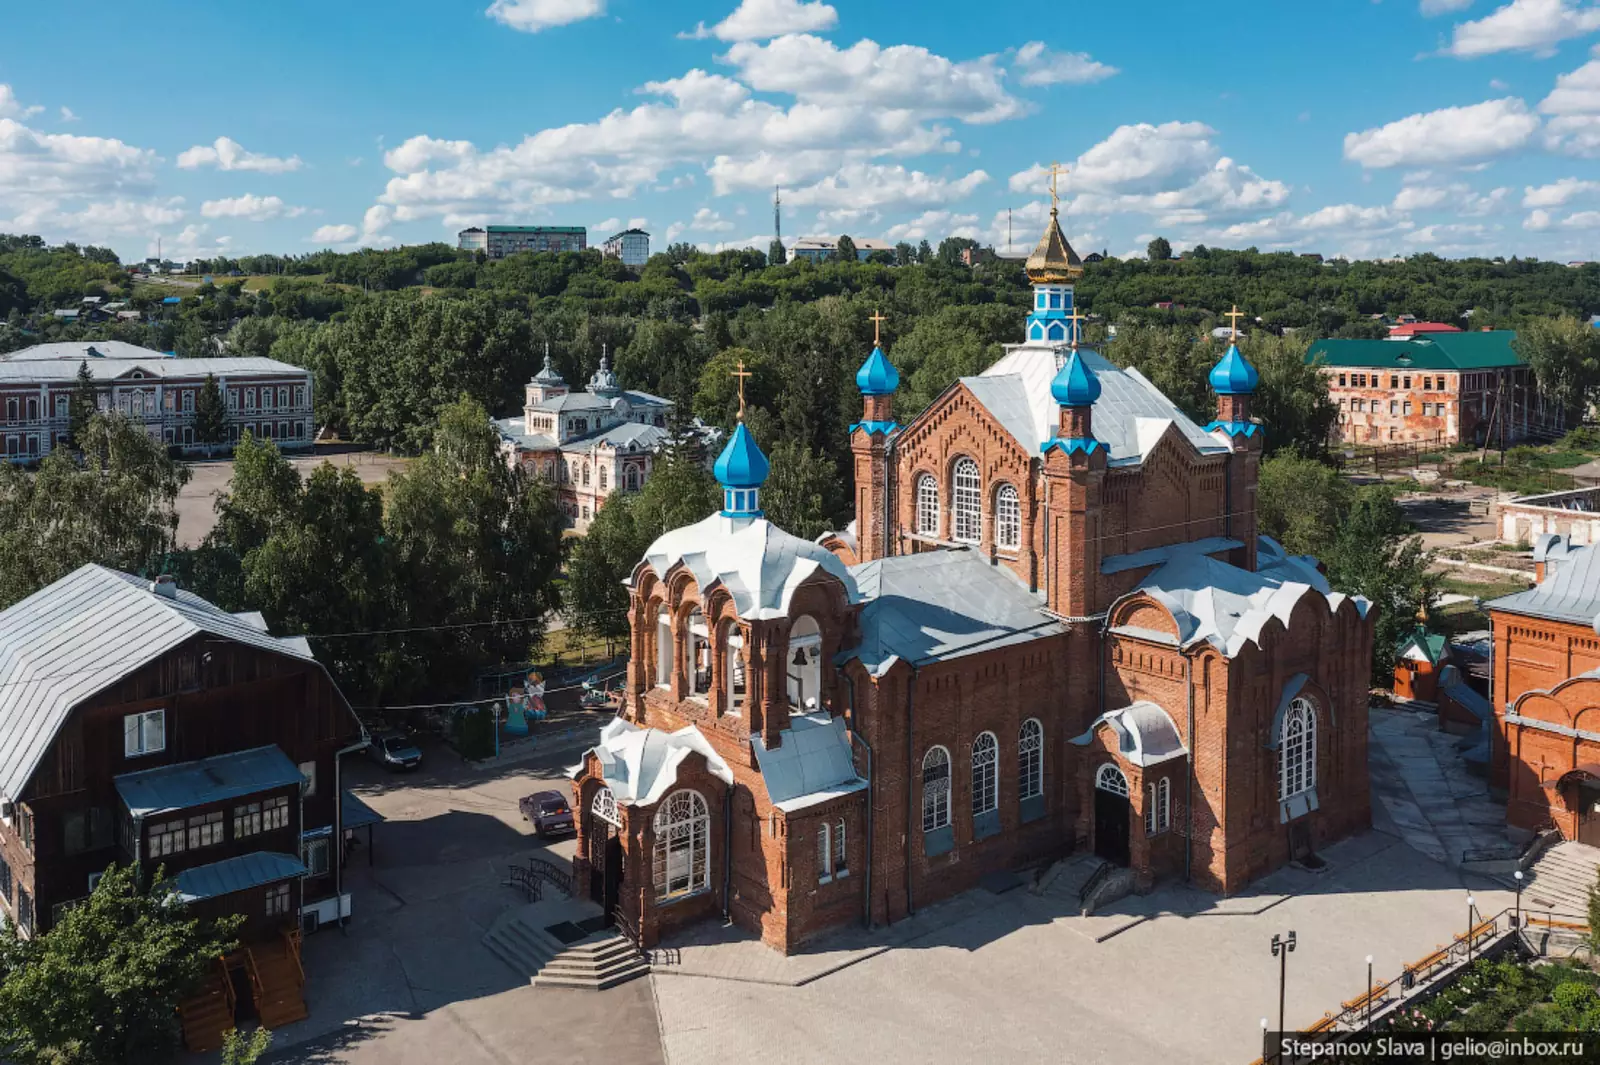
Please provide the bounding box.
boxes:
[1561,426,1600,452]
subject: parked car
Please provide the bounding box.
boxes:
[368,729,422,771]
[520,790,575,836]
[579,687,613,710]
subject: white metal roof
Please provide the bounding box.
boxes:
[573,717,733,806]
[1070,701,1188,767]
[0,347,307,384]
[751,711,868,813]
[1,341,172,362]
[0,565,318,802]
[639,513,861,620]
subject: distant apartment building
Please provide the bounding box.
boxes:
[0,341,314,463]
[1308,330,1560,448]
[790,237,894,263]
[456,225,588,260]
[602,229,650,268]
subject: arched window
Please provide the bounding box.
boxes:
[652,790,710,901]
[922,747,951,831]
[686,607,709,697]
[1144,777,1171,835]
[995,484,1020,551]
[1095,763,1129,797]
[625,467,639,491]
[1280,697,1316,802]
[1017,719,1043,801]
[592,786,621,828]
[722,620,745,713]
[916,474,939,537]
[582,462,591,487]
[655,606,672,687]
[971,732,998,816]
[787,615,821,710]
[952,458,981,543]
[599,466,608,490]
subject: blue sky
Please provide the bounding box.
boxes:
[2,0,1598,263]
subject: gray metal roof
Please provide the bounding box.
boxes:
[0,565,318,802]
[1102,536,1241,575]
[1487,542,1600,626]
[845,550,1063,673]
[752,711,868,813]
[0,348,307,383]
[173,851,306,903]
[342,789,385,831]
[1070,701,1188,767]
[115,745,303,818]
[558,421,669,454]
[963,346,1229,466]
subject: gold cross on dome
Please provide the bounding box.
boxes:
[731,358,753,422]
[1065,306,1086,349]
[1223,305,1246,340]
[869,309,887,346]
[1047,161,1069,211]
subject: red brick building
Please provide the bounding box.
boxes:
[570,209,1376,954]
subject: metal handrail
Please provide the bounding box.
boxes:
[613,896,643,952]
[524,856,574,897]
[1079,862,1111,906]
[507,864,544,902]
[218,954,237,1015]
[282,929,305,986]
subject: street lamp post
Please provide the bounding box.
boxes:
[1514,870,1524,927]
[1271,931,1297,1064]
[1466,894,1477,964]
[1260,1017,1270,1063]
[1366,954,1374,1027]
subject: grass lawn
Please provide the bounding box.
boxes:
[1438,575,1532,600]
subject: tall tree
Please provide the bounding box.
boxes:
[768,239,787,266]
[833,235,858,263]
[1147,236,1173,261]
[0,863,240,1065]
[1323,486,1437,685]
[1514,316,1600,428]
[763,440,847,539]
[1244,333,1338,458]
[193,373,228,456]
[67,360,99,448]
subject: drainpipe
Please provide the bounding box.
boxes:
[333,735,368,933]
[721,786,733,921]
[845,670,874,930]
[903,666,918,917]
[1185,653,1196,884]
[883,434,898,558]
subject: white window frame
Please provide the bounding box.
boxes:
[186,809,224,850]
[995,484,1020,551]
[952,458,981,544]
[303,835,331,877]
[833,818,848,878]
[299,761,317,797]
[971,732,998,817]
[921,746,951,831]
[916,474,939,537]
[1279,697,1316,802]
[592,786,621,828]
[655,606,673,687]
[1095,763,1129,797]
[123,710,165,758]
[265,882,291,918]
[148,819,186,859]
[818,821,833,883]
[1144,778,1171,835]
[652,790,710,901]
[1018,719,1043,801]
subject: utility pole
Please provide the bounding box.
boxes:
[1008,207,1013,254]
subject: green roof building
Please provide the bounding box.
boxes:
[1308,330,1559,448]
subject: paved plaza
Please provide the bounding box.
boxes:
[246,718,1521,1065]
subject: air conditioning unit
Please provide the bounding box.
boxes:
[87,871,104,893]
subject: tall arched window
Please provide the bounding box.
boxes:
[599,466,608,490]
[685,607,709,697]
[1280,697,1316,802]
[995,484,1020,551]
[1017,719,1043,801]
[652,790,710,901]
[921,747,951,831]
[916,474,939,537]
[721,620,745,713]
[592,786,621,828]
[582,462,591,487]
[971,732,998,816]
[1144,777,1171,835]
[787,615,822,710]
[1095,763,1129,797]
[952,458,981,543]
[655,605,672,687]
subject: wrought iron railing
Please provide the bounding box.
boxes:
[1079,862,1111,906]
[506,864,544,902]
[506,856,575,902]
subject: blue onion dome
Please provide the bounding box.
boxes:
[714,422,770,489]
[1208,343,1259,395]
[855,345,900,395]
[1050,348,1101,407]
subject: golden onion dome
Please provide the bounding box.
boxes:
[1025,207,1084,284]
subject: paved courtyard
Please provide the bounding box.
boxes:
[176,449,412,547]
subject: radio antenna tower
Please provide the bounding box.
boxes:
[774,184,782,246]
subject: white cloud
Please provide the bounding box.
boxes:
[1342,98,1540,167]
[664,222,687,242]
[361,205,393,244]
[782,162,989,224]
[176,136,303,174]
[690,207,734,231]
[682,0,838,42]
[486,0,604,33]
[309,223,358,244]
[1012,42,1119,86]
[199,193,304,221]
[1526,207,1555,228]
[1422,0,1475,13]
[0,118,157,201]
[1523,176,1600,204]
[1443,0,1600,58]
[1393,181,1512,214]
[1561,208,1600,226]
[1540,48,1600,155]
[385,136,476,174]
[59,106,78,123]
[0,85,42,120]
[1529,206,1600,227]
[163,223,232,260]
[883,209,980,242]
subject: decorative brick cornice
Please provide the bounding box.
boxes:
[1040,437,1103,456]
[849,420,899,437]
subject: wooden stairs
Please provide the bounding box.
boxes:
[178,932,308,1053]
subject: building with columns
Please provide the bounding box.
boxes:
[567,204,1377,955]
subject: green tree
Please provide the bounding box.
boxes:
[1514,316,1600,428]
[763,440,847,539]
[67,360,98,449]
[693,347,780,430]
[834,235,858,263]
[221,1027,272,1065]
[1147,236,1173,261]
[0,863,240,1065]
[1323,485,1437,684]
[768,239,787,266]
[1257,453,1354,557]
[1245,333,1337,458]
[193,373,228,456]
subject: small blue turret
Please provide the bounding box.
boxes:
[714,422,770,519]
[1050,348,1102,407]
[855,346,900,396]
[1208,343,1259,396]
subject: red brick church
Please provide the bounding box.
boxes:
[569,205,1377,954]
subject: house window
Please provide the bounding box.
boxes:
[54,395,67,419]
[921,746,951,831]
[971,732,998,817]
[625,468,639,491]
[62,808,113,856]
[187,810,224,850]
[15,806,32,853]
[1389,400,1398,414]
[582,462,590,487]
[234,801,263,838]
[916,474,939,537]
[1403,376,1411,389]
[592,786,622,828]
[182,391,194,413]
[277,387,289,410]
[833,818,847,877]
[952,458,981,544]
[1145,778,1171,835]
[148,819,187,859]
[303,836,330,877]
[652,790,710,901]
[123,710,165,757]
[1280,697,1316,802]
[1337,374,1346,387]
[0,851,10,904]
[1404,401,1413,415]
[818,821,833,883]
[299,761,317,797]
[265,882,291,918]
[17,888,32,936]
[1018,719,1043,801]
[995,484,1020,551]
[1095,762,1129,797]
[599,466,608,490]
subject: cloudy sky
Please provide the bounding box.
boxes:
[3,0,1599,263]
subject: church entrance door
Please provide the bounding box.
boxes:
[1578,782,1600,848]
[603,833,623,922]
[1093,764,1131,866]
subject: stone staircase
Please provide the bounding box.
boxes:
[1521,840,1600,916]
[1034,853,1136,914]
[483,904,650,991]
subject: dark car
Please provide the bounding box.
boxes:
[368,730,422,771]
[520,790,575,836]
